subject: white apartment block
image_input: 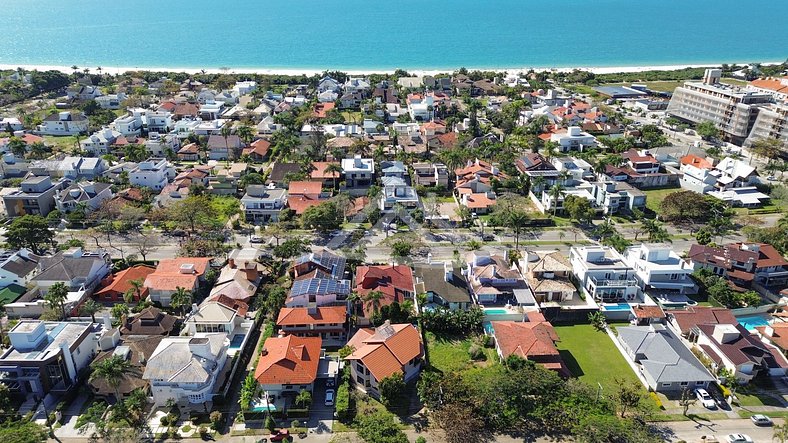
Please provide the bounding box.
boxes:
[569,246,640,302]
[623,244,695,295]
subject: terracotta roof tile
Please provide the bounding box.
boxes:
[277,306,347,326]
[254,335,322,385]
[345,322,422,381]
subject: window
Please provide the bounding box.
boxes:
[680,381,689,386]
[670,274,679,280]
[356,376,364,384]
[661,383,671,387]
[696,381,705,385]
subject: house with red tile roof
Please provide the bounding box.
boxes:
[242,139,271,162]
[287,181,326,215]
[95,265,156,304]
[309,161,341,188]
[680,154,714,170]
[688,242,788,290]
[177,142,200,161]
[621,149,660,174]
[144,257,211,306]
[749,77,788,101]
[277,305,348,345]
[454,159,507,214]
[312,102,335,119]
[354,265,414,320]
[254,335,323,397]
[344,321,423,398]
[490,319,570,377]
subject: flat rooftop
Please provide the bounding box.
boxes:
[2,321,94,362]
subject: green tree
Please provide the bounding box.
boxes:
[7,137,27,158]
[323,162,344,189]
[356,410,409,443]
[45,282,69,320]
[506,209,530,250]
[378,372,405,408]
[236,124,255,146]
[220,123,234,161]
[390,239,412,262]
[90,354,137,400]
[170,287,193,316]
[612,379,643,418]
[563,194,595,224]
[295,389,312,408]
[548,184,564,216]
[588,311,606,332]
[111,303,130,323]
[301,201,342,232]
[774,423,788,443]
[696,120,719,141]
[363,290,385,317]
[272,237,310,266]
[79,299,102,323]
[6,215,54,254]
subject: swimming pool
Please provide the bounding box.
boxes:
[484,308,510,315]
[737,315,770,332]
[229,334,245,349]
[602,303,632,311]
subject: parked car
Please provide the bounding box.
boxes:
[724,434,752,443]
[695,388,716,409]
[250,235,263,243]
[750,414,772,426]
[767,175,776,181]
[325,389,335,406]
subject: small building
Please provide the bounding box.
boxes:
[119,306,177,336]
[144,257,211,306]
[0,249,39,289]
[54,181,113,214]
[341,156,375,187]
[129,158,175,191]
[413,263,471,311]
[412,163,449,188]
[254,334,322,399]
[276,306,348,347]
[94,264,156,304]
[89,335,163,400]
[521,251,576,305]
[184,296,253,356]
[466,251,526,304]
[38,112,88,136]
[489,317,569,376]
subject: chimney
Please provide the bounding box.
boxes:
[444,262,452,282]
[191,303,199,314]
[180,263,196,274]
[261,347,268,356]
[228,258,236,269]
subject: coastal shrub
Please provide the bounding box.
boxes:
[421,306,484,335]
[649,391,664,410]
[335,384,351,421]
[468,344,485,361]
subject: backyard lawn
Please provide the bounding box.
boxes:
[425,331,496,373]
[643,187,681,213]
[553,324,639,392]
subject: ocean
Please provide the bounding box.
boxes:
[1,0,786,71]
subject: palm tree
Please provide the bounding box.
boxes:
[79,299,102,323]
[237,124,255,146]
[128,279,144,304]
[45,282,69,320]
[548,184,565,216]
[220,123,234,161]
[507,209,530,250]
[594,158,609,180]
[170,287,192,316]
[324,163,344,189]
[531,175,546,195]
[90,354,137,401]
[363,290,385,316]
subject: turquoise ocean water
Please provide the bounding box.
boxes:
[1,0,787,70]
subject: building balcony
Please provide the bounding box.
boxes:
[590,276,639,287]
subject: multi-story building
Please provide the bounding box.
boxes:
[240,186,287,223]
[54,181,113,213]
[80,128,122,155]
[38,112,88,136]
[2,175,65,217]
[549,126,597,152]
[276,306,348,346]
[569,246,639,302]
[341,155,375,187]
[667,69,776,145]
[129,158,174,191]
[688,242,788,289]
[412,163,449,188]
[623,244,696,297]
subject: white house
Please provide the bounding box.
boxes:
[112,113,144,137]
[95,93,127,110]
[407,94,435,121]
[142,334,228,409]
[341,155,374,187]
[379,177,419,211]
[0,118,23,131]
[183,298,254,357]
[129,158,175,191]
[318,76,342,93]
[240,186,287,223]
[0,249,39,289]
[713,157,758,189]
[550,127,597,152]
[38,112,88,136]
[233,81,257,96]
[146,110,173,133]
[80,128,122,155]
[569,246,640,303]
[623,244,696,296]
[680,163,717,193]
[54,181,114,213]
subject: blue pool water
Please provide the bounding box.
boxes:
[484,309,510,315]
[1,0,786,70]
[483,321,494,335]
[737,315,770,332]
[229,334,245,349]
[603,303,632,311]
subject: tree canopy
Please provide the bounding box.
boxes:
[5,215,54,254]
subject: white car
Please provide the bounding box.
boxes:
[694,388,716,409]
[324,389,335,406]
[750,414,772,426]
[724,434,752,443]
[250,235,263,243]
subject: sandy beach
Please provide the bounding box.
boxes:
[0,61,780,77]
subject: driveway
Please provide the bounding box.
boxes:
[306,378,336,436]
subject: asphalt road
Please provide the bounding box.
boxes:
[660,417,779,442]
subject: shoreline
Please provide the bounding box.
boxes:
[0,61,781,77]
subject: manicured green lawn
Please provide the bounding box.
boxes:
[426,331,496,373]
[643,187,681,213]
[553,324,639,392]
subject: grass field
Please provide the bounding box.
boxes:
[426,331,497,373]
[643,187,681,213]
[553,324,639,392]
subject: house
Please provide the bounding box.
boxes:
[32,248,111,294]
[345,322,423,398]
[515,153,555,175]
[287,276,351,308]
[144,257,211,306]
[290,249,346,280]
[254,334,322,399]
[413,263,471,311]
[242,139,271,162]
[207,134,243,160]
[521,251,576,305]
[94,93,127,110]
[466,251,526,304]
[617,324,715,392]
[89,335,163,399]
[208,259,261,304]
[342,156,374,187]
[0,117,23,131]
[54,181,113,214]
[680,162,718,193]
[241,186,287,223]
[379,177,419,211]
[354,265,414,318]
[129,158,175,191]
[550,127,597,152]
[490,317,569,376]
[80,128,122,155]
[0,320,99,398]
[344,77,371,95]
[267,162,302,187]
[688,242,788,289]
[707,187,770,208]
[591,181,647,215]
[621,149,660,174]
[119,306,177,336]
[177,142,200,161]
[454,159,507,214]
[412,163,449,188]
[112,113,144,137]
[630,304,667,326]
[277,306,348,346]
[310,162,341,188]
[184,297,253,356]
[406,93,434,121]
[754,323,788,357]
[288,181,326,215]
[318,76,342,93]
[0,249,39,289]
[66,84,101,101]
[94,265,156,304]
[2,175,65,217]
[340,92,363,109]
[713,157,758,189]
[318,90,338,103]
[142,333,229,409]
[312,102,335,119]
[623,244,696,298]
[145,132,180,157]
[569,246,640,303]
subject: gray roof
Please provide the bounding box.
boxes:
[618,325,714,385]
[414,264,470,303]
[33,251,107,283]
[58,182,112,203]
[143,334,226,383]
[0,252,39,278]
